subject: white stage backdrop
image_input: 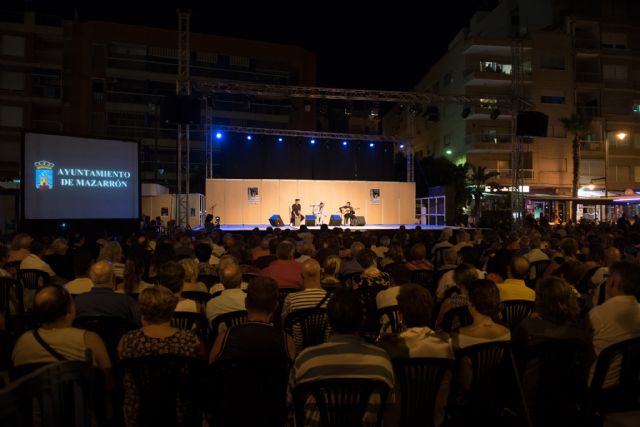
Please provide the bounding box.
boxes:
[206,179,416,225]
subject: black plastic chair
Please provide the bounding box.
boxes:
[284,307,330,354]
[432,247,450,268]
[518,339,589,426]
[441,305,472,333]
[411,269,435,295]
[0,361,94,427]
[392,357,454,427]
[207,358,290,427]
[181,290,212,306]
[453,341,530,425]
[587,336,640,417]
[8,362,53,382]
[526,260,551,288]
[241,273,258,283]
[18,269,50,291]
[293,378,391,427]
[4,260,20,277]
[210,310,248,342]
[116,355,205,427]
[341,272,362,287]
[356,285,387,342]
[377,305,401,334]
[0,277,20,314]
[500,300,534,332]
[73,316,133,362]
[274,288,300,328]
[171,312,208,343]
[198,274,219,289]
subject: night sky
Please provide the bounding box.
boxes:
[21,0,497,90]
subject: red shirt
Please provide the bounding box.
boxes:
[260,259,303,289]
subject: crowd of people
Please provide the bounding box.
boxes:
[0,219,639,426]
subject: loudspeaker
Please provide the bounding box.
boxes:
[353,216,366,226]
[160,95,201,125]
[329,215,342,226]
[268,215,284,227]
[305,215,316,226]
[516,111,548,137]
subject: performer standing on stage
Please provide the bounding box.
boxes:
[291,198,303,226]
[314,202,326,225]
[340,201,356,226]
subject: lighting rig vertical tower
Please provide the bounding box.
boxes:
[176,10,191,228]
[510,38,527,223]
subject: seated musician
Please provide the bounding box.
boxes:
[290,198,302,226]
[340,201,356,226]
[314,202,327,225]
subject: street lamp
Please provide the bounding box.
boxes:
[603,122,628,220]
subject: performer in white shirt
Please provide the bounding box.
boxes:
[314,202,327,225]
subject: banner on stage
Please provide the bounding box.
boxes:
[247,187,260,204]
[370,188,380,205]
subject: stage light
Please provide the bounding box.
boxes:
[310,139,316,144]
[215,132,222,139]
[214,216,221,229]
[278,137,283,142]
[616,131,628,141]
[342,141,348,146]
[369,142,374,148]
[446,149,453,155]
[399,144,405,149]
[246,135,252,141]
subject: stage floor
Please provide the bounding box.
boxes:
[208,224,452,232]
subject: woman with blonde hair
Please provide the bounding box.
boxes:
[321,255,342,287]
[179,258,208,293]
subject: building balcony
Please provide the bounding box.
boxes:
[464,133,512,152]
[576,105,601,118]
[575,72,602,85]
[486,168,535,179]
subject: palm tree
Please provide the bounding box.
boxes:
[468,165,500,219]
[560,112,593,221]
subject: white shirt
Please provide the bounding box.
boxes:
[205,288,246,324]
[436,268,484,301]
[523,248,549,264]
[20,254,56,277]
[589,295,640,388]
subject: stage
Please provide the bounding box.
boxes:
[201,223,454,232]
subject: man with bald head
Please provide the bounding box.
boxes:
[12,284,111,372]
[281,259,328,321]
[206,262,247,325]
[497,255,535,302]
[74,260,140,326]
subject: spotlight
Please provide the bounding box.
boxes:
[461,107,471,119]
[310,139,316,144]
[399,144,405,149]
[215,132,222,139]
[342,141,348,146]
[490,109,501,120]
[214,215,221,229]
[445,149,453,155]
[369,142,374,148]
[616,131,628,141]
[246,135,252,141]
[278,137,283,142]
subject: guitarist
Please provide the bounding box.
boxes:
[339,201,356,226]
[291,198,303,226]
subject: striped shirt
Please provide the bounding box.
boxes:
[281,288,328,321]
[287,334,395,427]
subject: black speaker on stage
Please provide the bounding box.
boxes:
[516,111,548,137]
[268,215,284,227]
[353,216,366,226]
[161,95,201,125]
[305,215,316,226]
[329,215,342,226]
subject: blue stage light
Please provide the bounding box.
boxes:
[310,139,316,144]
[400,144,405,149]
[215,132,222,139]
[342,141,347,146]
[246,135,252,141]
[278,137,283,142]
[369,142,374,148]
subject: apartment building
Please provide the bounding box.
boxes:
[0,10,316,192]
[383,0,640,219]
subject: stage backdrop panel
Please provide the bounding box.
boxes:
[206,179,416,225]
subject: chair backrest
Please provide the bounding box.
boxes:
[0,361,94,427]
[293,378,390,427]
[73,316,133,361]
[0,277,20,314]
[210,310,248,342]
[18,269,49,291]
[393,357,454,427]
[527,260,551,288]
[433,247,449,268]
[8,362,53,382]
[411,269,435,294]
[207,358,290,427]
[455,341,512,415]
[181,290,212,306]
[284,307,330,353]
[171,312,208,342]
[377,305,401,334]
[441,305,472,333]
[356,286,387,340]
[116,355,205,427]
[198,274,219,289]
[589,336,640,411]
[274,288,300,328]
[500,300,534,332]
[340,272,361,286]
